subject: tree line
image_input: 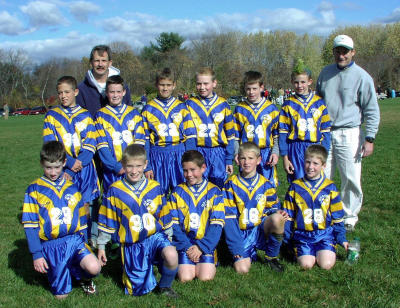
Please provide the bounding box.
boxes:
[1,22,399,108]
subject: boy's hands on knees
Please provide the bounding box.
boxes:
[97,249,107,266]
[34,257,48,274]
[71,159,83,172]
[145,170,154,180]
[226,164,234,175]
[277,210,289,221]
[283,156,294,174]
[187,245,202,263]
[267,153,279,167]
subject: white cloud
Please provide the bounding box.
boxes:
[0,11,24,35]
[378,7,400,23]
[69,1,101,22]
[318,1,335,25]
[1,32,102,63]
[20,1,68,28]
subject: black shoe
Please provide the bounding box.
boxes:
[265,258,284,272]
[155,286,179,298]
[80,279,97,295]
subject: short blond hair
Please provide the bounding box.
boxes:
[238,142,260,157]
[195,67,216,81]
[305,145,328,164]
[121,144,146,166]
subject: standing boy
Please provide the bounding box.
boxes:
[168,150,224,282]
[279,59,331,183]
[224,142,288,273]
[283,145,348,270]
[97,144,178,297]
[95,75,146,193]
[234,71,280,187]
[185,67,236,188]
[22,141,101,298]
[43,76,99,233]
[141,68,197,194]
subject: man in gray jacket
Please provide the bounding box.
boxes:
[316,34,380,232]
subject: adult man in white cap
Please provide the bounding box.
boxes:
[316,34,380,232]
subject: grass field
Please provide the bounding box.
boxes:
[1,99,399,307]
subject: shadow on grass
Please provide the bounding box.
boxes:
[8,239,50,292]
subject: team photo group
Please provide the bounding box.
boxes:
[21,34,380,299]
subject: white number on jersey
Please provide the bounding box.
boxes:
[198,123,217,137]
[63,133,81,148]
[298,118,316,132]
[130,213,156,233]
[158,123,179,137]
[241,208,260,225]
[50,207,72,226]
[303,208,325,224]
[246,124,265,139]
[189,213,200,229]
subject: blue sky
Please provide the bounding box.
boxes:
[0,0,399,63]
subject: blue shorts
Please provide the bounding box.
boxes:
[121,232,172,296]
[234,218,267,262]
[42,233,92,295]
[258,147,278,187]
[287,140,315,183]
[149,144,185,194]
[294,228,336,257]
[178,249,217,265]
[102,169,123,193]
[197,146,227,188]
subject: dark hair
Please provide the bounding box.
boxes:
[243,71,264,87]
[181,150,205,167]
[106,75,124,91]
[40,141,66,164]
[56,76,77,90]
[121,144,147,166]
[156,68,175,84]
[305,144,328,164]
[90,45,112,61]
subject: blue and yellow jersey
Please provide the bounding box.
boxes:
[224,174,280,230]
[141,97,196,147]
[234,97,279,149]
[186,94,235,147]
[279,93,331,142]
[98,178,169,244]
[95,104,146,162]
[43,106,97,158]
[168,180,225,241]
[22,177,86,240]
[283,176,344,232]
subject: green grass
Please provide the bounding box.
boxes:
[1,100,400,307]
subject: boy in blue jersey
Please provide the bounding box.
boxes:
[186,67,236,188]
[142,68,196,194]
[283,145,348,270]
[234,71,280,187]
[95,75,146,193]
[22,141,101,298]
[224,142,288,273]
[279,60,331,183]
[43,76,100,243]
[168,150,224,282]
[97,144,179,297]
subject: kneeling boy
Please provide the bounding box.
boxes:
[168,150,225,282]
[97,144,178,297]
[22,141,101,299]
[283,145,348,270]
[224,142,288,273]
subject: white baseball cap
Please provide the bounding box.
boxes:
[333,34,354,50]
